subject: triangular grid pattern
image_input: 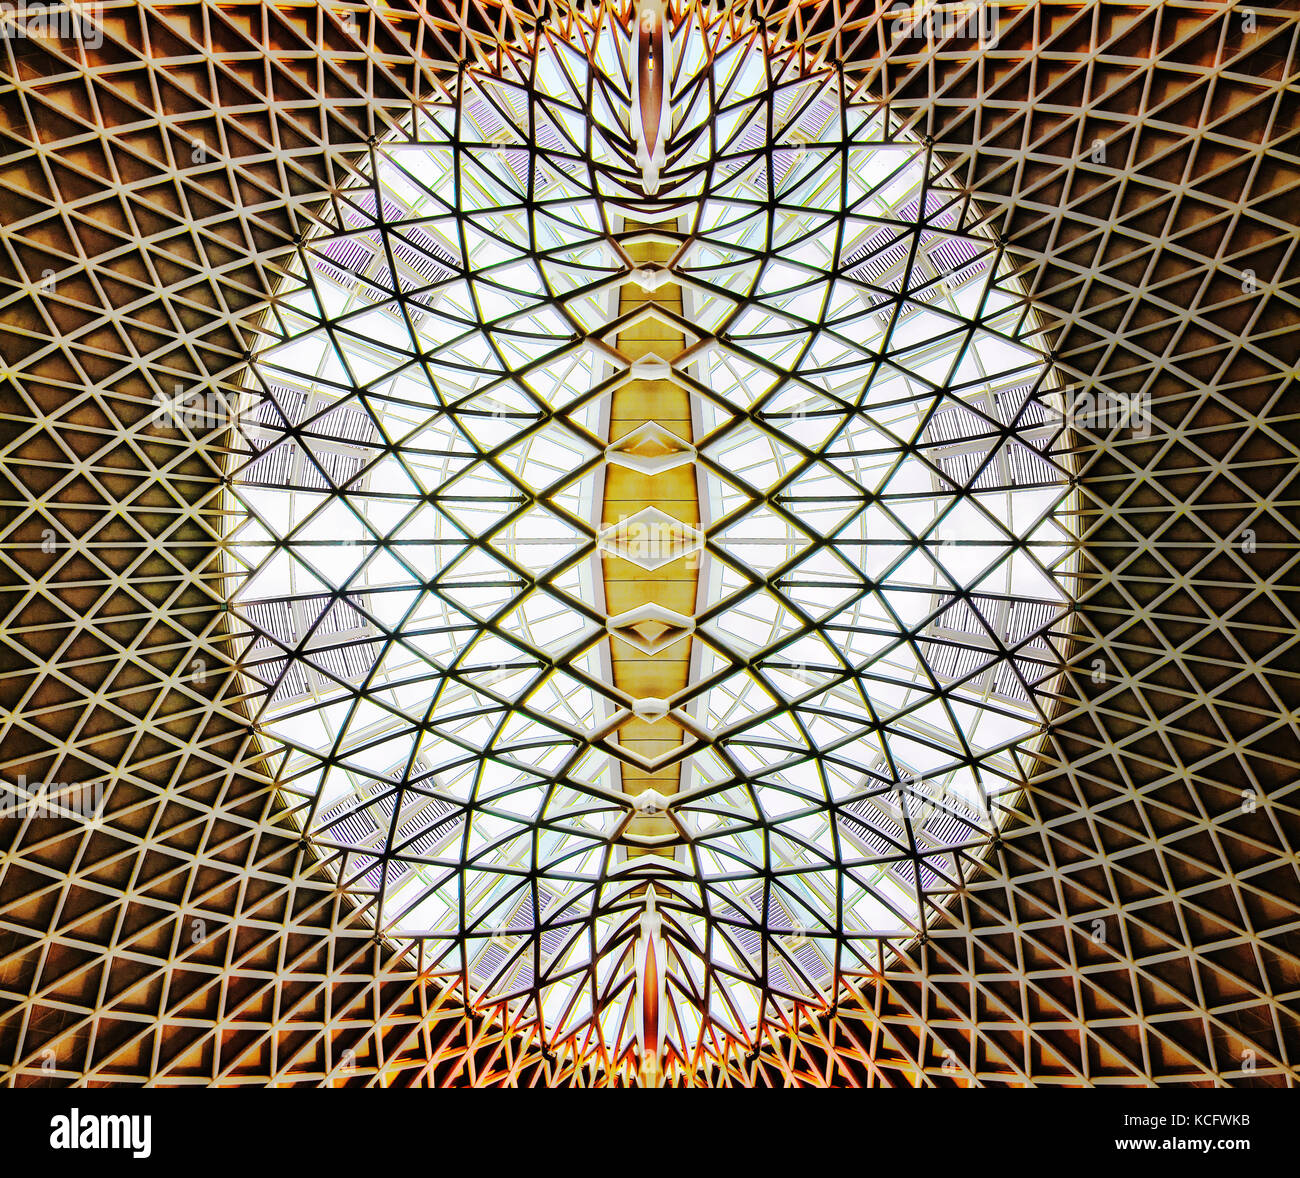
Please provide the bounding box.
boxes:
[221,6,1076,1073]
[1,0,1297,1086]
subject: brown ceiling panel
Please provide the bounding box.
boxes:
[1,0,1297,1086]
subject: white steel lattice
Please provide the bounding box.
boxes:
[225,3,1075,1074]
[2,0,1296,1090]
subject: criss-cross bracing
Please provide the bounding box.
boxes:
[228,2,1073,1076]
[2,0,1297,1089]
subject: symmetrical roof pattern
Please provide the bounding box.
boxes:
[1,0,1298,1087]
[225,6,1075,1074]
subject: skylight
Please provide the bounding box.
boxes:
[227,1,1073,1078]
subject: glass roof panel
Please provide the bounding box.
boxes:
[227,1,1074,1077]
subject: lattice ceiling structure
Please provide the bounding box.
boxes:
[1,0,1297,1088]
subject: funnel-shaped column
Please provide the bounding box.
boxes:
[633,0,669,193]
[635,890,667,1086]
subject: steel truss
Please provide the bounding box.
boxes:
[0,0,1297,1087]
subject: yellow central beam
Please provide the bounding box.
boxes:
[604,230,697,845]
